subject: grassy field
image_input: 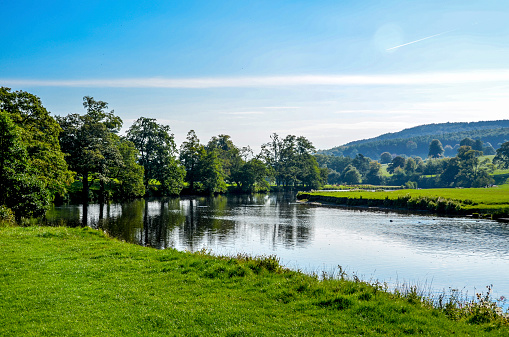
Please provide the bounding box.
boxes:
[1,226,508,336]
[298,184,509,216]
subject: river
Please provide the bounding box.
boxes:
[44,193,509,307]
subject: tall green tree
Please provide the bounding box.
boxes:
[231,158,270,192]
[404,158,417,175]
[261,134,322,188]
[380,152,392,164]
[206,134,243,184]
[387,156,405,174]
[260,133,282,186]
[428,139,445,158]
[197,147,227,194]
[352,154,371,177]
[180,130,202,191]
[279,135,298,187]
[445,146,493,187]
[342,165,361,184]
[365,161,383,185]
[460,137,476,148]
[0,87,71,198]
[126,117,184,195]
[57,97,124,203]
[493,141,509,169]
[109,137,146,199]
[0,111,50,221]
[440,157,461,187]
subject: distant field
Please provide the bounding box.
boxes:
[299,184,509,215]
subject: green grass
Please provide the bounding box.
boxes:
[380,163,391,177]
[298,184,509,216]
[321,184,402,191]
[1,226,508,336]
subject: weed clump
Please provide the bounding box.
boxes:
[437,285,509,325]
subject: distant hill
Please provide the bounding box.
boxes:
[319,120,509,160]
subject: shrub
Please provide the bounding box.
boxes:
[0,206,15,226]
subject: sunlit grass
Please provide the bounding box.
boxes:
[299,184,509,216]
[1,226,507,336]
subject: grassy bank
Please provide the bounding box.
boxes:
[298,185,509,218]
[1,226,508,336]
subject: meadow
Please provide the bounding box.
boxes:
[1,226,508,336]
[298,183,509,217]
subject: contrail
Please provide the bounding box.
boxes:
[386,29,456,51]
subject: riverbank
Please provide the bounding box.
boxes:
[1,226,508,336]
[297,185,509,218]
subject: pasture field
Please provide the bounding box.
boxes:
[299,184,509,216]
[1,226,508,336]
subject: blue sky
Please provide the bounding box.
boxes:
[2,0,509,150]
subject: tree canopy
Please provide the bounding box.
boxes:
[0,111,50,220]
[493,141,509,169]
[127,117,184,195]
[2,88,507,222]
[261,133,323,188]
[57,97,143,203]
[0,87,71,197]
[428,139,444,158]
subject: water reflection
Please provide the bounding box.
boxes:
[43,194,509,258]
[44,193,314,251]
[43,193,509,302]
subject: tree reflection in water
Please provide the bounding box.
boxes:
[43,193,313,251]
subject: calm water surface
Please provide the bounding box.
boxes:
[45,193,509,305]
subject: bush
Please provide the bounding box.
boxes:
[0,206,15,226]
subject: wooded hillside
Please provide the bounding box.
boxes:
[320,120,509,159]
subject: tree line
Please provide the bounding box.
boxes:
[320,128,507,160]
[0,88,324,221]
[317,138,509,189]
[2,88,509,222]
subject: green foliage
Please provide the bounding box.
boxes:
[380,151,392,164]
[454,146,494,188]
[58,97,140,202]
[0,87,71,197]
[494,141,509,169]
[197,147,227,194]
[9,173,51,221]
[232,158,270,192]
[206,134,242,181]
[0,111,50,221]
[428,139,445,158]
[0,206,15,227]
[320,120,509,159]
[109,138,146,199]
[387,156,405,174]
[341,165,362,184]
[363,162,383,185]
[261,133,323,188]
[179,130,202,191]
[126,117,184,196]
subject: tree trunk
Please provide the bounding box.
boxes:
[99,179,105,204]
[82,171,89,205]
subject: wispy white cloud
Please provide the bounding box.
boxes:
[221,111,265,115]
[334,109,412,114]
[262,106,301,109]
[386,29,457,51]
[3,69,509,88]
